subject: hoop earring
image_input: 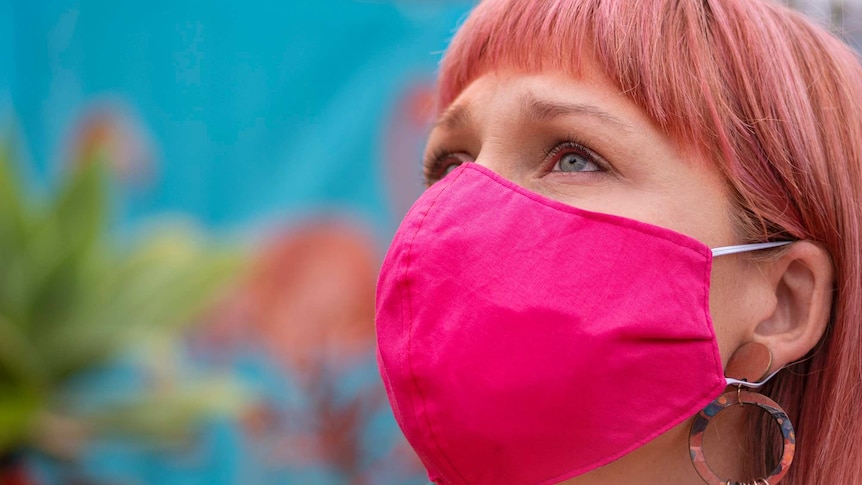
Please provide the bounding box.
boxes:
[689,388,795,485]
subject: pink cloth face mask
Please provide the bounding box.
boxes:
[375,163,789,485]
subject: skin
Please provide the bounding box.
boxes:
[423,64,833,484]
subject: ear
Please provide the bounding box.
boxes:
[754,240,834,370]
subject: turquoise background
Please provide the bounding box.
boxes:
[2,0,471,236]
[1,1,474,483]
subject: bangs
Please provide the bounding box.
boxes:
[437,0,806,159]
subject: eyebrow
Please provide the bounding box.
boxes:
[521,95,633,133]
[434,103,473,130]
[433,94,633,133]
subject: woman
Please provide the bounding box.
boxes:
[376,0,862,484]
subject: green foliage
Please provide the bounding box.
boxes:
[0,140,244,454]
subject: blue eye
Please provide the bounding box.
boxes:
[554,152,601,172]
[548,141,605,174]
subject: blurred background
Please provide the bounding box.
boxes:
[0,1,860,484]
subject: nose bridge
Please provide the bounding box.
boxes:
[468,83,526,185]
[472,136,521,184]
[472,141,550,202]
[474,153,509,181]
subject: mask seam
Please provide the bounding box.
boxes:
[462,164,710,259]
[398,168,473,485]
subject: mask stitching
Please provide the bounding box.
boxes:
[397,167,473,485]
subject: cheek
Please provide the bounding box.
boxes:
[708,257,766,366]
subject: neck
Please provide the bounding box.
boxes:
[557,411,750,485]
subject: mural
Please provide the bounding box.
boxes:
[5,0,859,483]
[1,0,473,483]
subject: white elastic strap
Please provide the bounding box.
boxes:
[711,241,792,257]
[725,367,784,388]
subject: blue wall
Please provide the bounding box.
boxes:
[4,0,472,238]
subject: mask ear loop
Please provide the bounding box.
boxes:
[725,367,783,389]
[711,241,792,257]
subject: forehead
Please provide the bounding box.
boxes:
[438,50,605,113]
[432,68,659,141]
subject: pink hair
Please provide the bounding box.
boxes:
[437,0,862,483]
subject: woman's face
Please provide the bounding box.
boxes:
[424,66,771,383]
[422,66,781,482]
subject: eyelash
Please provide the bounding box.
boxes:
[544,137,606,172]
[423,148,466,185]
[423,137,608,185]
